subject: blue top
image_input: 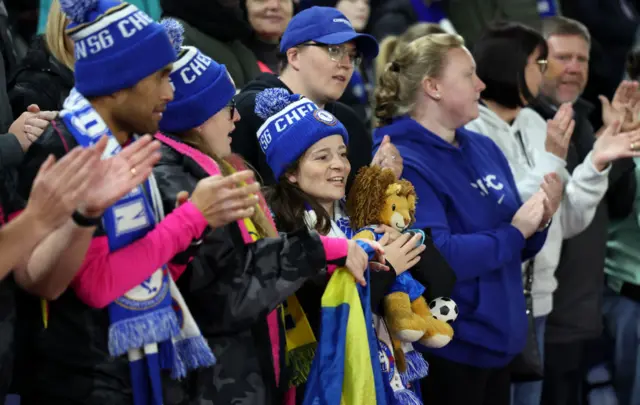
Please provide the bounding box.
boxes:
[373,116,548,368]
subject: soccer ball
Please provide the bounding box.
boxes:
[429,297,459,323]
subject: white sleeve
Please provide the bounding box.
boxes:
[466,118,566,202]
[557,151,610,238]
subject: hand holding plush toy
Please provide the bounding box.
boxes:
[346,165,458,349]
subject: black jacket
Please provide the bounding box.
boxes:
[533,98,637,343]
[8,35,74,119]
[232,73,373,191]
[0,171,25,401]
[153,137,338,405]
[161,0,260,88]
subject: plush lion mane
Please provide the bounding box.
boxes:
[346,165,417,231]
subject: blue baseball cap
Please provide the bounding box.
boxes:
[280,7,379,60]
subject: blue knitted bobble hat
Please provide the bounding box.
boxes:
[158,18,236,134]
[60,0,176,97]
[255,88,349,180]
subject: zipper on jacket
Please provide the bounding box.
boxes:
[515,130,534,168]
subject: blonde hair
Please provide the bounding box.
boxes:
[374,33,464,126]
[179,129,278,239]
[45,0,75,70]
[374,23,447,85]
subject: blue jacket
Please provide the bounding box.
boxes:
[373,117,548,368]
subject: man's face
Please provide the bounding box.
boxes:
[540,34,590,105]
[113,65,174,135]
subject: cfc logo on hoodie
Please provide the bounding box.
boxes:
[471,174,506,204]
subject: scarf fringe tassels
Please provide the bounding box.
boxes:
[174,335,217,374]
[399,350,429,387]
[394,389,423,405]
[108,306,181,357]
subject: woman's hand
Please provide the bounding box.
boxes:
[511,191,546,238]
[545,102,575,161]
[345,239,386,286]
[383,232,425,275]
[375,224,403,246]
[539,173,563,227]
[371,135,403,179]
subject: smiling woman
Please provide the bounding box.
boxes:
[243,0,293,72]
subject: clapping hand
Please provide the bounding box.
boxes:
[545,103,575,160]
[191,170,261,229]
[511,191,546,238]
[83,135,162,217]
[539,173,563,228]
[592,120,640,171]
[600,80,640,132]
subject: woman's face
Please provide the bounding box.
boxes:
[246,0,294,41]
[336,0,370,32]
[524,46,546,102]
[198,100,241,158]
[432,47,486,127]
[295,42,357,104]
[287,135,350,206]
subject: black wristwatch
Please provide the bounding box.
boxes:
[72,210,101,227]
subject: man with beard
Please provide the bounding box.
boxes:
[531,16,639,405]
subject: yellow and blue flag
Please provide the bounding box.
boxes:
[302,265,387,405]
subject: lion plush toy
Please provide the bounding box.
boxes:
[346,165,456,350]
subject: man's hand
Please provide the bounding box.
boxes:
[9,104,59,152]
[24,146,100,233]
[600,80,640,132]
[83,135,162,217]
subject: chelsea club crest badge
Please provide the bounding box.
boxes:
[115,270,169,310]
[313,109,338,126]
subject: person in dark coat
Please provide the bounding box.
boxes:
[232,7,403,191]
[153,37,375,405]
[9,0,74,118]
[161,0,262,88]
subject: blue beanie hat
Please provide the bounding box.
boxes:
[255,88,349,180]
[158,20,235,133]
[60,0,177,97]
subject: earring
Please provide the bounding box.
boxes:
[435,94,441,100]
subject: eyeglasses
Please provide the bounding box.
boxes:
[300,43,362,67]
[536,59,548,73]
[226,99,236,120]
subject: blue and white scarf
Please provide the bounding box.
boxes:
[61,88,215,405]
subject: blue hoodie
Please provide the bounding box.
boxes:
[373,116,548,368]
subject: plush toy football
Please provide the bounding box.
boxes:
[430,297,459,324]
